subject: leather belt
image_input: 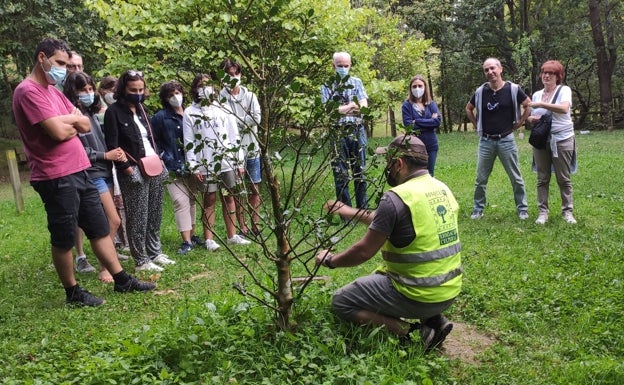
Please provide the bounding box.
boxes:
[482,129,513,140]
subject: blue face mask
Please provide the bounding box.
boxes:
[126,93,143,106]
[41,57,67,85]
[78,92,95,107]
[336,67,350,79]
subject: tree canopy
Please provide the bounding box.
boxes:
[2,0,622,134]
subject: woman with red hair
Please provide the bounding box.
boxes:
[528,60,577,225]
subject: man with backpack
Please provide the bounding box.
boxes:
[465,57,531,220]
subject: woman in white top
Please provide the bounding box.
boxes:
[183,73,250,251]
[528,60,577,225]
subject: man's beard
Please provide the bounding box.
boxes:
[385,168,398,187]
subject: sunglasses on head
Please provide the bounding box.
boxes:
[127,70,143,78]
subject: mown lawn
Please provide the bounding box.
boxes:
[0,130,622,384]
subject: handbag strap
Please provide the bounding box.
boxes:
[137,103,159,154]
[549,85,562,104]
[124,151,139,165]
[121,104,157,166]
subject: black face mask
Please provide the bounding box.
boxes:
[126,93,143,106]
[384,162,399,187]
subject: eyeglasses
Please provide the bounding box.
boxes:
[336,65,350,68]
[487,94,499,111]
[127,70,143,78]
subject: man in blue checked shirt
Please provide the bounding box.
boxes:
[321,51,369,211]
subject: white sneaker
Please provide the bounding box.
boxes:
[135,261,164,272]
[470,210,483,220]
[206,239,221,251]
[563,212,577,224]
[152,254,176,265]
[535,213,548,225]
[117,253,130,261]
[227,234,251,245]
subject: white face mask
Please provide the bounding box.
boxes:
[103,93,116,105]
[411,87,425,99]
[198,86,214,100]
[169,94,183,107]
[226,76,241,90]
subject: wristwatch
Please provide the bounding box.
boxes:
[324,254,336,269]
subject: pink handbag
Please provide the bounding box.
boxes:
[125,104,164,177]
[137,154,163,177]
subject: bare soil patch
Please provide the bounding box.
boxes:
[441,322,496,365]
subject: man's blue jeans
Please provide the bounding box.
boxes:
[473,134,527,212]
[331,125,368,209]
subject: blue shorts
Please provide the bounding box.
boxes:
[31,171,110,249]
[90,176,113,194]
[245,157,261,184]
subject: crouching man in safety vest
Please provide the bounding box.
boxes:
[316,134,462,351]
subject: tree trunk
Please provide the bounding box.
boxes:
[254,89,294,331]
[274,251,293,331]
[588,0,616,131]
[261,149,294,331]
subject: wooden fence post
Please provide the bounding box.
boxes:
[5,149,25,213]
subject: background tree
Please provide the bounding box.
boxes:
[588,0,620,130]
[398,0,623,131]
[0,1,105,76]
[0,0,106,136]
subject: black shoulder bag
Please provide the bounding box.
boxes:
[529,86,562,150]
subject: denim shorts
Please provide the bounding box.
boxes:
[245,157,261,184]
[90,176,113,194]
[31,171,110,249]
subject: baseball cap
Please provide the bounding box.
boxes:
[375,134,428,161]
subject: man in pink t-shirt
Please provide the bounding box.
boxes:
[12,38,156,307]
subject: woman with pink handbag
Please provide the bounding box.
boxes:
[104,70,175,272]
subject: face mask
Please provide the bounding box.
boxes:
[169,94,183,107]
[336,67,349,79]
[41,57,67,85]
[126,93,143,105]
[198,86,214,100]
[103,93,116,105]
[78,92,95,107]
[384,162,399,187]
[411,87,425,99]
[226,76,241,89]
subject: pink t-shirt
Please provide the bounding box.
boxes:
[12,79,90,181]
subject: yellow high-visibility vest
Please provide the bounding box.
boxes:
[376,174,462,303]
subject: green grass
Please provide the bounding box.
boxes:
[0,131,623,384]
